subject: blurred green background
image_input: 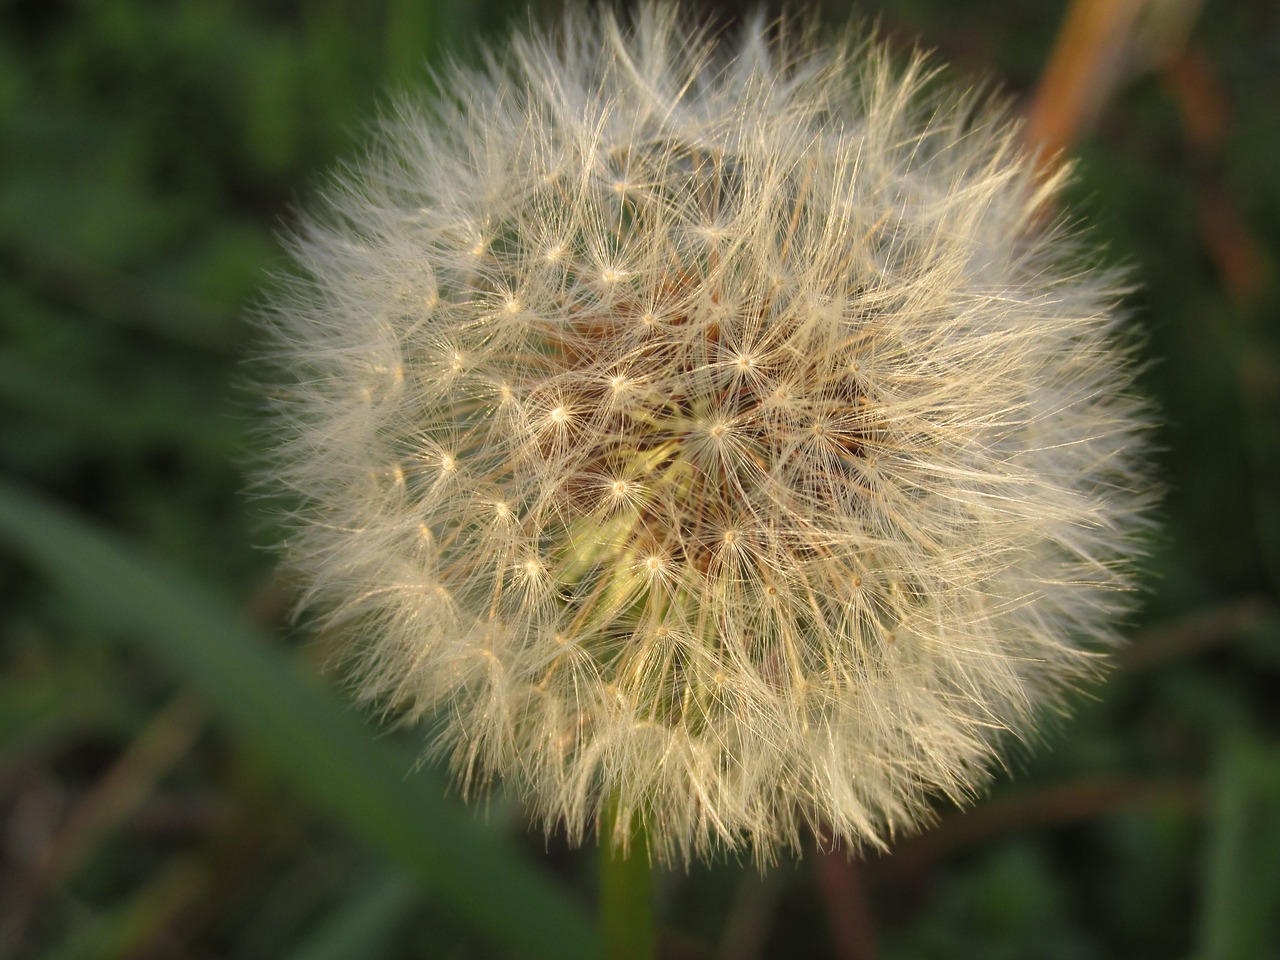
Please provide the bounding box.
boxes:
[2,0,1279,957]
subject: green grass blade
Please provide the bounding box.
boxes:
[1196,735,1280,960]
[0,481,600,960]
[285,873,419,960]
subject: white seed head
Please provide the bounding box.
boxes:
[261,5,1154,863]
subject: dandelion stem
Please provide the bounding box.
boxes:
[600,796,656,960]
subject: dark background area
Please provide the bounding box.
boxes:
[2,0,1279,957]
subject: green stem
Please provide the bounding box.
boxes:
[600,796,656,960]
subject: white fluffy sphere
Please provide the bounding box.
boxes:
[263,5,1152,861]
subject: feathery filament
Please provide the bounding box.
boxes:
[263,6,1153,862]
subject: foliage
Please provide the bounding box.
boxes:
[2,0,1278,957]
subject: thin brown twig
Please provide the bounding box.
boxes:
[872,777,1202,880]
[1,694,207,955]
[717,870,786,960]
[1024,0,1153,165]
[1161,46,1269,304]
[813,838,877,960]
[39,694,207,881]
[1119,596,1275,671]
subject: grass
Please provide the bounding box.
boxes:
[2,1,1278,957]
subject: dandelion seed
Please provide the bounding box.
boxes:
[261,4,1154,863]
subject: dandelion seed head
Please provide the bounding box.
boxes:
[262,4,1154,863]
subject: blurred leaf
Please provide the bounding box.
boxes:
[0,642,126,750]
[1195,734,1280,960]
[383,0,483,86]
[383,0,441,85]
[1240,615,1280,669]
[285,872,419,960]
[42,858,205,960]
[0,481,600,960]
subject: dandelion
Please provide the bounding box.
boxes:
[262,5,1153,863]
